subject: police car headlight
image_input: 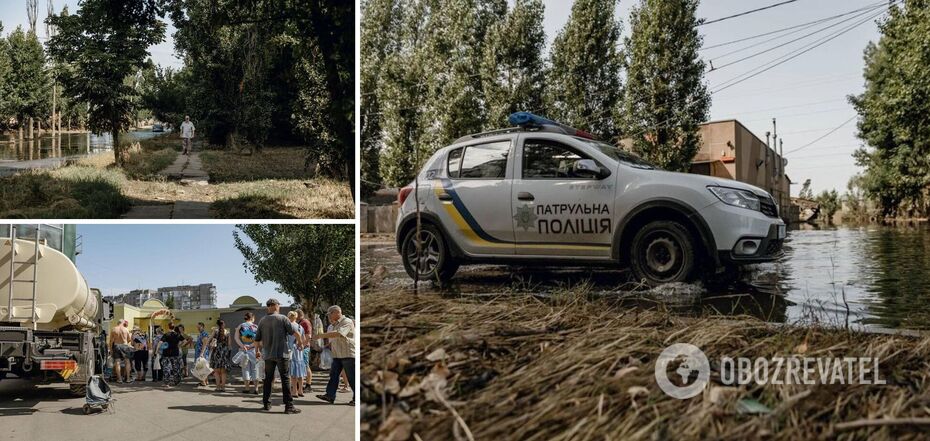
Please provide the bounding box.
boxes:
[707,186,761,212]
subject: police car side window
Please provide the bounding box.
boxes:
[456,141,509,179]
[523,139,594,179]
[447,148,463,177]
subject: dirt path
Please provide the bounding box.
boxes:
[123,152,212,219]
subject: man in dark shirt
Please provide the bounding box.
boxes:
[255,298,302,413]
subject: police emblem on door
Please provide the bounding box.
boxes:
[513,204,537,230]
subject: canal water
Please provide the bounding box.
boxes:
[362,223,930,331]
[0,129,166,162]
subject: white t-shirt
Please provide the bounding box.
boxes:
[180,121,195,138]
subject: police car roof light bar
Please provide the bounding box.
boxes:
[508,111,596,140]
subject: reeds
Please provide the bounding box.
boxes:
[361,290,930,440]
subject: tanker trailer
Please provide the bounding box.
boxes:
[0,224,112,395]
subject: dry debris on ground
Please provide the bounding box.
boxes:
[361,290,930,441]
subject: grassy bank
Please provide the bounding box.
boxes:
[0,166,129,218]
[0,135,353,219]
[362,291,930,440]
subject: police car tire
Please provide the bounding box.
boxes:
[629,220,695,286]
[401,224,459,283]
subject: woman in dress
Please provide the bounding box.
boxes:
[287,311,307,397]
[209,319,232,392]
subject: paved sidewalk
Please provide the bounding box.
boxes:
[123,151,212,219]
[0,371,354,441]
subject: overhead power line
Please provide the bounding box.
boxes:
[707,1,887,71]
[699,0,802,27]
[701,1,887,50]
[784,115,857,155]
[711,5,890,94]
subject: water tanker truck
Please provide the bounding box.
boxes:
[0,224,112,395]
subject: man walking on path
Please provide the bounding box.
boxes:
[108,320,133,383]
[180,116,195,155]
[255,298,303,414]
[314,305,356,406]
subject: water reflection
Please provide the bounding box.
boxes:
[361,223,930,331]
[0,130,165,162]
[776,224,930,330]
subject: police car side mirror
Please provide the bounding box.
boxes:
[573,159,608,179]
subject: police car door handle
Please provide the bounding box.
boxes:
[437,193,453,201]
[517,192,535,201]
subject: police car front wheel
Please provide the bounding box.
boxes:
[401,224,459,283]
[629,220,696,286]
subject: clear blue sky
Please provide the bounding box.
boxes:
[73,225,282,307]
[538,0,884,195]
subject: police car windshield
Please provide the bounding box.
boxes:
[582,140,657,170]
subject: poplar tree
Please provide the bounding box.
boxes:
[0,23,12,132]
[376,0,506,187]
[480,0,546,129]
[361,0,401,194]
[620,0,709,172]
[376,0,428,187]
[6,26,50,136]
[546,0,622,141]
[417,0,506,155]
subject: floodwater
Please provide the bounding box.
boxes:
[0,129,167,162]
[362,224,930,331]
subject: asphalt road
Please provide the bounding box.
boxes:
[0,371,355,441]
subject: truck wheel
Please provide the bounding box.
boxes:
[401,224,459,284]
[70,383,87,397]
[629,220,696,286]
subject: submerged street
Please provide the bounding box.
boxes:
[363,223,930,331]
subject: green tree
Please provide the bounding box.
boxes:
[6,26,50,136]
[850,0,930,217]
[798,179,813,199]
[140,64,189,125]
[375,0,505,187]
[816,189,840,222]
[233,224,355,315]
[621,0,708,171]
[480,0,546,129]
[46,0,166,166]
[0,23,12,132]
[295,0,357,194]
[843,174,870,221]
[360,0,402,195]
[417,0,506,155]
[165,294,176,310]
[546,0,622,141]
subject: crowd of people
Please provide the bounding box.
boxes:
[105,299,356,412]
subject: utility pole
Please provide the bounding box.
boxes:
[771,118,778,194]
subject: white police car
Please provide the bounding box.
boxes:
[395,112,787,286]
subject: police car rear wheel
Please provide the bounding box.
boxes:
[401,224,458,283]
[630,220,695,285]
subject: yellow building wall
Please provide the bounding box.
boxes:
[110,303,236,340]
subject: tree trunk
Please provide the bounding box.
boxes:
[52,83,57,137]
[113,130,122,167]
[28,117,34,139]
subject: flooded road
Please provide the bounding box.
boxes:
[0,129,167,162]
[362,223,930,330]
